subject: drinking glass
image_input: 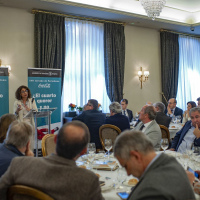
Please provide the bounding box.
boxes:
[105,139,112,160]
[161,138,169,153]
[186,142,194,156]
[116,168,127,191]
[87,143,96,170]
[172,116,177,124]
[107,158,115,180]
[176,115,181,123]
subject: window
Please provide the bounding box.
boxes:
[62,18,111,112]
[176,35,200,110]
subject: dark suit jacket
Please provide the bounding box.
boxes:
[105,113,130,132]
[0,143,24,178]
[171,121,200,151]
[155,112,171,128]
[165,106,183,118]
[128,153,195,200]
[0,154,104,200]
[72,110,106,149]
[121,109,133,122]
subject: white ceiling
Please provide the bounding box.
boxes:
[1,0,200,35]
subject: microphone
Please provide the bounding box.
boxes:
[32,98,35,103]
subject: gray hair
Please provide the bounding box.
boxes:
[114,130,154,159]
[109,102,122,114]
[189,107,200,117]
[6,121,33,148]
[144,106,156,120]
[153,102,166,113]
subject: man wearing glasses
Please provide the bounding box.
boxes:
[73,99,106,149]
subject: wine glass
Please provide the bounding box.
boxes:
[172,116,177,124]
[176,115,181,123]
[87,143,96,170]
[105,139,112,160]
[161,138,169,153]
[116,167,127,191]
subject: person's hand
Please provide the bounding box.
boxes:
[16,104,22,113]
[169,148,175,151]
[24,105,31,112]
[193,124,200,139]
[25,142,34,157]
[167,104,172,115]
[183,111,186,118]
[186,171,195,185]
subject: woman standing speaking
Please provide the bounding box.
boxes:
[13,85,38,150]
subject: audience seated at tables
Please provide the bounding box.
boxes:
[133,105,161,148]
[0,121,34,178]
[165,98,183,121]
[105,102,130,132]
[0,114,16,143]
[197,97,200,107]
[153,102,171,128]
[113,130,195,200]
[183,101,196,124]
[0,121,104,200]
[120,99,133,122]
[170,107,200,153]
[72,99,106,149]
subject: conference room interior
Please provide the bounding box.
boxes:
[1,0,200,199]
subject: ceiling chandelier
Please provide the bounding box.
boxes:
[140,0,166,20]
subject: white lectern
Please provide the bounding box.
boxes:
[24,108,57,157]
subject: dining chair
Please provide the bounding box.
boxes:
[41,134,56,157]
[159,125,170,143]
[7,185,54,200]
[99,124,121,151]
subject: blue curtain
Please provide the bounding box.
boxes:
[176,35,200,110]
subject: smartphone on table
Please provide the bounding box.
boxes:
[117,192,129,200]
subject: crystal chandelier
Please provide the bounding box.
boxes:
[140,0,166,20]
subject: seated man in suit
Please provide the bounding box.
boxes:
[72,99,106,149]
[170,107,200,153]
[133,105,161,148]
[165,98,183,120]
[120,99,133,122]
[105,102,130,132]
[113,130,195,200]
[0,121,104,200]
[0,121,34,178]
[153,102,171,128]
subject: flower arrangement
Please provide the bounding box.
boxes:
[68,103,76,111]
[76,106,83,111]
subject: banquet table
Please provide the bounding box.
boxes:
[168,123,183,139]
[77,151,200,200]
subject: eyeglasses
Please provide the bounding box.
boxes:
[87,104,92,106]
[21,90,28,94]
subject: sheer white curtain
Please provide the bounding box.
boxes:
[62,18,111,113]
[176,35,200,111]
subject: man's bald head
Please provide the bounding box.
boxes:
[56,121,90,159]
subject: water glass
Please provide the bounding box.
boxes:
[116,168,127,191]
[105,139,112,160]
[161,138,169,152]
[87,143,96,170]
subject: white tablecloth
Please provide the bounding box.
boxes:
[169,123,183,139]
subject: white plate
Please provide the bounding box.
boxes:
[76,161,84,166]
[169,127,179,130]
[101,183,114,192]
[122,179,138,187]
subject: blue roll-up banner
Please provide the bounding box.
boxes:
[0,67,9,117]
[28,68,61,144]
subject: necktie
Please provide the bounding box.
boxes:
[123,110,126,116]
[139,124,145,131]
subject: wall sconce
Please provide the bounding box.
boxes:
[0,59,11,75]
[138,67,149,89]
